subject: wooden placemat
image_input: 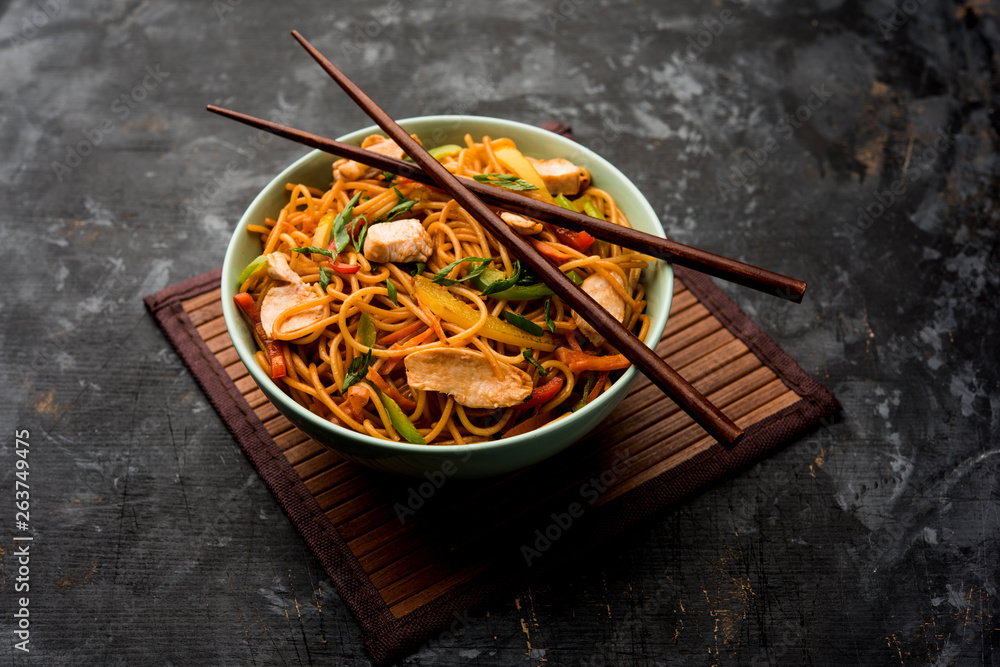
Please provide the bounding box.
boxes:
[144,265,838,664]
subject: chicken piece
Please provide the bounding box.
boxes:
[404,348,533,409]
[500,211,543,236]
[363,219,433,264]
[526,157,591,196]
[572,273,626,347]
[265,253,301,284]
[260,253,324,337]
[333,134,407,182]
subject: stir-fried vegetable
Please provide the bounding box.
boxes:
[414,276,555,351]
[233,292,286,379]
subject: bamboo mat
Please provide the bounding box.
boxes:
[145,265,838,664]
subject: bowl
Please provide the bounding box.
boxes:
[221,115,673,478]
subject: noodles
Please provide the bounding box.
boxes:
[234,133,652,445]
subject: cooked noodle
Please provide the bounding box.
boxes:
[236,133,652,445]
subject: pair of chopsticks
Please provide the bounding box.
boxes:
[210,31,807,446]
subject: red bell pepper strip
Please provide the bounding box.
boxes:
[551,226,595,252]
[512,376,564,410]
[555,347,631,374]
[328,259,361,274]
[529,237,573,262]
[233,292,286,379]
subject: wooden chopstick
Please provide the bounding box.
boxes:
[206,105,807,304]
[286,30,744,447]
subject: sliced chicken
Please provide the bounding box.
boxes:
[260,253,324,337]
[404,348,533,409]
[266,253,301,283]
[363,218,433,264]
[526,157,591,196]
[500,211,543,236]
[334,134,407,182]
[572,273,626,347]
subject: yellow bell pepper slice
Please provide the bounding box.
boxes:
[312,212,335,248]
[414,276,555,351]
[493,146,554,204]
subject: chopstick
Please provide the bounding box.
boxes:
[205,106,807,304]
[286,30,744,447]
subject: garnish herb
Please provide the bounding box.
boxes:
[374,187,417,223]
[572,374,597,411]
[522,349,547,376]
[382,171,397,184]
[502,310,543,336]
[386,277,398,305]
[472,173,539,191]
[480,261,521,296]
[353,215,370,252]
[410,261,426,277]
[341,348,374,393]
[431,257,493,286]
[319,266,332,293]
[544,297,555,333]
[332,192,363,254]
[293,246,336,258]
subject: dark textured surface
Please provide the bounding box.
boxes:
[1,0,997,664]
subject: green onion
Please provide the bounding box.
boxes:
[319,266,332,293]
[480,261,521,297]
[431,257,493,286]
[522,349,547,376]
[374,187,417,223]
[332,192,364,254]
[341,348,373,393]
[386,277,398,305]
[502,310,543,336]
[293,246,336,258]
[472,173,539,191]
[544,297,555,334]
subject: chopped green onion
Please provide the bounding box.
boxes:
[319,266,332,293]
[293,246,336,258]
[341,348,373,393]
[386,277,398,306]
[480,261,522,296]
[374,187,417,223]
[544,297,555,333]
[472,173,539,191]
[522,349,547,376]
[353,215,370,252]
[502,310,543,336]
[410,261,426,277]
[332,192,364,254]
[431,257,493,286]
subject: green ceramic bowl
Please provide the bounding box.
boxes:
[221,115,673,478]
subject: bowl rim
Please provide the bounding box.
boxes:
[222,114,673,456]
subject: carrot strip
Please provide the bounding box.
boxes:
[377,319,425,346]
[366,368,416,412]
[381,328,435,375]
[555,347,631,374]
